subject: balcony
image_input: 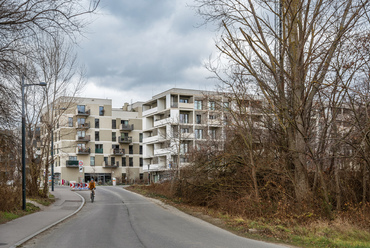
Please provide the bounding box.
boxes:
[142,106,158,117]
[76,109,90,116]
[111,148,125,156]
[95,148,103,154]
[76,135,90,142]
[66,160,79,168]
[118,136,132,144]
[102,161,119,168]
[120,124,134,131]
[76,122,90,129]
[77,147,91,155]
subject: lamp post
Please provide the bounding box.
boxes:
[22,75,46,210]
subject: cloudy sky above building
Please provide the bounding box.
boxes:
[77,0,219,107]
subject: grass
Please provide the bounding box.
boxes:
[0,193,55,224]
[126,185,370,248]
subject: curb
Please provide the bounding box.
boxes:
[10,191,85,248]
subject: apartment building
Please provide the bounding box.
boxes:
[44,97,144,185]
[142,88,228,182]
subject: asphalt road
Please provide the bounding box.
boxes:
[22,186,286,248]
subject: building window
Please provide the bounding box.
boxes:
[69,156,77,161]
[95,144,103,153]
[77,105,85,114]
[139,146,143,155]
[77,130,85,138]
[209,129,216,139]
[139,133,143,143]
[140,158,143,167]
[195,129,203,139]
[140,173,143,180]
[129,145,133,154]
[95,118,99,128]
[90,156,95,166]
[111,157,115,166]
[112,132,116,142]
[180,143,188,153]
[209,114,216,120]
[103,157,108,166]
[181,128,189,133]
[223,102,229,110]
[99,106,104,116]
[122,157,126,167]
[194,100,202,110]
[179,113,189,124]
[95,131,99,141]
[179,98,188,103]
[196,115,202,124]
[209,101,215,110]
[129,157,133,167]
[68,117,73,127]
[112,119,116,129]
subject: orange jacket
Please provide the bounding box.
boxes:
[89,181,96,189]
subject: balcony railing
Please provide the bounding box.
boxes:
[111,148,125,156]
[66,160,79,168]
[120,124,134,131]
[76,109,90,116]
[95,148,103,154]
[77,147,91,154]
[118,136,132,144]
[76,122,90,129]
[76,135,90,142]
[102,161,119,168]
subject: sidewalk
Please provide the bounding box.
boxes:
[0,186,85,248]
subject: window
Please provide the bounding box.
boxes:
[69,156,77,161]
[129,158,133,167]
[180,143,188,153]
[95,131,99,141]
[90,157,95,166]
[195,129,203,139]
[223,102,229,110]
[112,132,116,142]
[181,128,189,133]
[99,106,104,116]
[95,144,103,153]
[111,157,115,166]
[196,115,202,124]
[122,157,126,167]
[139,133,143,143]
[140,173,143,180]
[209,101,215,110]
[140,158,143,167]
[77,130,85,138]
[112,119,116,129]
[95,118,99,128]
[179,113,189,124]
[77,105,85,114]
[194,100,202,110]
[103,157,108,166]
[209,115,216,120]
[209,129,216,139]
[180,98,188,103]
[68,117,73,127]
[139,145,143,155]
[129,145,133,154]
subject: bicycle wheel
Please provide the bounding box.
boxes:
[91,192,94,202]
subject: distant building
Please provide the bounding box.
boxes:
[142,88,228,182]
[42,97,144,185]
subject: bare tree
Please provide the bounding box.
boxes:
[195,0,370,203]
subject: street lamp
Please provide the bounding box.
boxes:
[22,75,46,210]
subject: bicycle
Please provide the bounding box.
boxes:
[90,188,95,202]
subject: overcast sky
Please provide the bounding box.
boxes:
[77,0,218,108]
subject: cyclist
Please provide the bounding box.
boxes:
[89,179,96,196]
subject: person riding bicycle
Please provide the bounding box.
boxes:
[89,179,96,195]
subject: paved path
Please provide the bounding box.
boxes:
[0,186,84,248]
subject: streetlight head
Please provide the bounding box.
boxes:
[39,82,47,86]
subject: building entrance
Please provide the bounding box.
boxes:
[85,173,112,185]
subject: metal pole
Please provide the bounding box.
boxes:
[21,75,26,210]
[51,128,54,191]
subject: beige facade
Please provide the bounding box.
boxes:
[49,97,144,185]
